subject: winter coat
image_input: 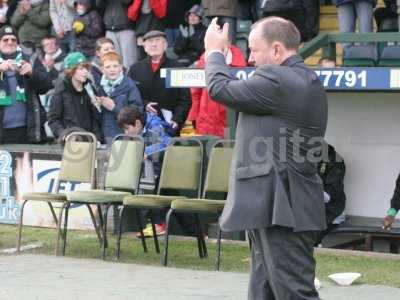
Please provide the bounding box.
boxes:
[164,0,199,29]
[127,0,167,22]
[201,0,239,18]
[0,52,52,143]
[173,22,206,66]
[49,0,75,34]
[11,0,52,48]
[48,77,101,141]
[74,7,104,58]
[127,55,191,131]
[334,0,377,6]
[96,0,134,31]
[261,0,302,12]
[189,45,246,137]
[98,76,143,141]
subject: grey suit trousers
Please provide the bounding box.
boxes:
[248,227,320,300]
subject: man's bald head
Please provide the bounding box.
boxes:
[251,17,301,51]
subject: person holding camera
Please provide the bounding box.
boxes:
[0,26,52,144]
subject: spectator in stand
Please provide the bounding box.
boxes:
[202,0,238,44]
[72,0,104,60]
[117,104,173,236]
[189,41,247,137]
[128,30,191,136]
[318,56,336,68]
[334,0,376,48]
[127,0,167,59]
[49,0,76,54]
[261,0,319,43]
[0,0,9,26]
[48,52,102,142]
[164,0,199,48]
[91,37,115,86]
[0,26,51,144]
[96,0,138,69]
[383,172,400,230]
[374,0,398,32]
[11,0,52,50]
[96,51,143,143]
[173,4,206,66]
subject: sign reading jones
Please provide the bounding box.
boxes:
[164,67,400,90]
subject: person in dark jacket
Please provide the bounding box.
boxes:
[383,172,400,230]
[374,0,398,32]
[96,0,138,69]
[72,0,104,59]
[128,30,191,135]
[48,52,101,142]
[0,26,51,144]
[97,51,143,143]
[173,4,206,66]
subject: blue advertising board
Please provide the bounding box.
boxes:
[163,67,400,91]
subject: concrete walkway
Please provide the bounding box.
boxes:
[0,254,399,300]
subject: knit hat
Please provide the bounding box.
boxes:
[185,5,203,21]
[63,52,87,69]
[0,26,18,41]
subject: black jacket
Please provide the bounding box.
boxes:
[127,55,191,130]
[96,0,135,31]
[0,52,52,143]
[173,23,206,66]
[48,77,101,141]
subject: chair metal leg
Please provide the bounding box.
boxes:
[101,203,111,260]
[55,202,68,256]
[47,202,58,226]
[149,212,160,253]
[86,204,103,246]
[116,206,125,260]
[216,227,222,271]
[97,205,108,248]
[17,200,28,254]
[162,209,173,266]
[195,214,207,258]
[61,203,71,256]
[135,208,148,253]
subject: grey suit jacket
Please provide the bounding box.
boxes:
[205,53,328,232]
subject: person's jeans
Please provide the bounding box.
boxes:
[337,1,374,48]
[59,31,75,53]
[165,28,180,48]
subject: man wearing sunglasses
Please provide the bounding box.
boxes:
[0,26,52,144]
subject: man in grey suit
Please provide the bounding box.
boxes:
[204,17,328,299]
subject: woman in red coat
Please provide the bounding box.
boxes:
[189,45,247,137]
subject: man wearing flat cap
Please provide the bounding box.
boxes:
[128,30,191,135]
[0,26,52,144]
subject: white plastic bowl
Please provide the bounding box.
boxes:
[328,272,362,286]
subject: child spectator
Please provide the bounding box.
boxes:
[188,43,247,137]
[173,4,206,66]
[91,37,116,86]
[72,0,104,60]
[318,56,336,68]
[97,52,143,144]
[49,0,76,53]
[11,0,52,49]
[117,105,173,236]
[48,52,102,142]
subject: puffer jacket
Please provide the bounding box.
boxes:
[127,0,167,22]
[74,0,104,58]
[98,76,143,142]
[201,0,239,17]
[261,0,302,12]
[188,45,246,137]
[11,0,52,48]
[96,0,134,31]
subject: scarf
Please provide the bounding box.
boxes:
[100,72,124,96]
[0,51,26,106]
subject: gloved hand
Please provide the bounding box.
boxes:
[73,20,85,35]
[179,25,195,38]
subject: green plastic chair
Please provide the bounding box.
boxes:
[164,140,234,270]
[17,132,97,255]
[61,134,144,259]
[117,137,203,260]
